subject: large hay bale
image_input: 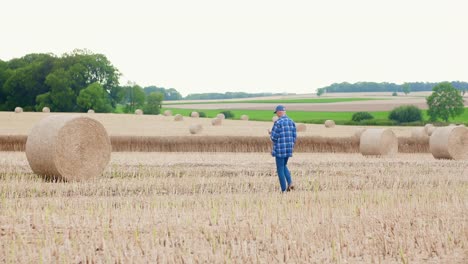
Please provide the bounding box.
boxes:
[411,127,429,143]
[359,128,398,156]
[272,116,279,122]
[135,109,143,115]
[429,126,468,160]
[354,128,366,139]
[25,115,111,181]
[296,124,306,132]
[14,107,23,113]
[211,118,222,126]
[164,110,172,116]
[324,120,335,128]
[240,114,249,121]
[87,109,95,114]
[189,124,203,134]
[216,113,225,120]
[191,112,199,118]
[427,126,437,136]
[42,107,50,113]
[174,114,183,121]
[424,124,434,134]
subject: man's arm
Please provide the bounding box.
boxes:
[270,123,280,142]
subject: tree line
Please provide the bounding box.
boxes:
[317,81,468,94]
[0,50,174,114]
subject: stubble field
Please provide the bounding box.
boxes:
[0,111,467,263]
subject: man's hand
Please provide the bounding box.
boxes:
[267,128,271,135]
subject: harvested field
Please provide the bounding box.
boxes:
[0,152,466,263]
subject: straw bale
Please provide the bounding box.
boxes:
[164,110,172,116]
[174,114,183,121]
[42,107,50,113]
[411,127,429,143]
[296,124,307,132]
[324,120,335,128]
[14,107,23,113]
[427,126,437,136]
[211,118,222,126]
[240,115,249,121]
[191,112,199,118]
[25,115,111,181]
[359,128,398,156]
[424,124,434,134]
[354,128,366,139]
[189,124,203,134]
[429,126,468,160]
[272,116,279,122]
[216,113,225,120]
[87,109,95,114]
[135,109,143,115]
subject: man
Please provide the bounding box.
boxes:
[269,105,297,192]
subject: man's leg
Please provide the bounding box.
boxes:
[275,157,287,192]
[284,157,292,187]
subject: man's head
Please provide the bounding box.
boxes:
[274,105,286,117]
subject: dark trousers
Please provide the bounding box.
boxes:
[275,157,292,192]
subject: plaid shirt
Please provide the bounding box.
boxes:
[270,115,297,157]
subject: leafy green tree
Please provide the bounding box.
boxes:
[351,112,374,122]
[44,69,76,111]
[2,54,55,110]
[426,82,464,122]
[123,84,146,113]
[143,92,163,115]
[77,82,113,112]
[402,84,411,95]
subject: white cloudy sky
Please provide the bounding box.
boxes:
[1,0,467,96]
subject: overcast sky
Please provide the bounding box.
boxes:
[1,0,467,96]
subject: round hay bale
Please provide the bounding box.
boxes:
[25,115,111,181]
[87,109,95,114]
[135,109,143,115]
[42,107,50,113]
[240,114,249,121]
[424,124,434,134]
[354,128,367,139]
[191,112,199,118]
[216,113,225,120]
[296,124,307,132]
[272,116,279,122]
[427,126,437,136]
[359,128,398,156]
[189,124,203,134]
[324,120,335,128]
[411,127,429,142]
[211,118,222,126]
[163,110,172,116]
[429,126,468,160]
[14,107,23,113]
[458,124,466,127]
[174,114,183,121]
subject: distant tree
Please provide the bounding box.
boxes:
[77,82,113,113]
[388,105,423,123]
[316,88,324,97]
[402,84,411,95]
[392,91,398,96]
[426,82,464,122]
[220,110,235,119]
[143,92,163,115]
[351,112,374,122]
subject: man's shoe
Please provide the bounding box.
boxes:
[287,184,295,192]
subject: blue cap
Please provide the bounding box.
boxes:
[274,105,285,113]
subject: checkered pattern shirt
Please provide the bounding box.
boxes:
[270,115,297,157]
